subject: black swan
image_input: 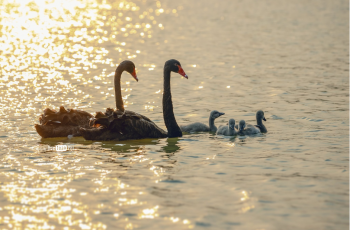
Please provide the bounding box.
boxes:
[34,60,139,138]
[180,110,225,133]
[80,59,188,141]
[237,110,267,135]
[216,119,237,136]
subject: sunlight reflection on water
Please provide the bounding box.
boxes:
[0,0,170,117]
[0,0,348,229]
[0,0,194,229]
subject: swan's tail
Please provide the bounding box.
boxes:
[35,106,93,138]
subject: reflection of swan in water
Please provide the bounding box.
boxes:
[81,59,188,141]
[161,137,180,154]
[216,119,237,136]
[35,60,139,138]
[180,110,225,133]
[38,136,180,155]
[38,137,162,153]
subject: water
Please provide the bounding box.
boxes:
[0,0,348,229]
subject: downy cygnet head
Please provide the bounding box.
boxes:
[239,120,246,131]
[210,110,225,119]
[256,110,266,121]
[229,119,236,130]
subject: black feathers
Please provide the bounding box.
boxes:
[81,108,167,141]
[35,106,93,138]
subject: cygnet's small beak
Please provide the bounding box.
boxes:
[177,65,188,79]
[131,69,138,82]
[219,112,225,116]
[263,117,266,121]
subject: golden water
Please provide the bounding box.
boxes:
[0,0,348,229]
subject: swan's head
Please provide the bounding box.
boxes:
[239,120,246,131]
[228,119,236,130]
[210,110,225,119]
[120,60,138,82]
[256,110,266,121]
[165,59,188,79]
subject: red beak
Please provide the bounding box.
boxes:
[177,65,188,79]
[131,68,138,82]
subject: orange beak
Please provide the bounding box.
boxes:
[131,68,138,82]
[177,65,188,79]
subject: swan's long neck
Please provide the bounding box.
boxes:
[163,67,182,138]
[114,66,124,112]
[209,117,216,132]
[257,117,267,133]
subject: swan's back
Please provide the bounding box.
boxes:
[180,122,209,133]
[179,110,224,133]
[80,108,167,141]
[35,107,93,138]
[244,127,260,135]
[216,125,229,135]
[241,124,261,135]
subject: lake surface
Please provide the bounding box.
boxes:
[0,0,348,229]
